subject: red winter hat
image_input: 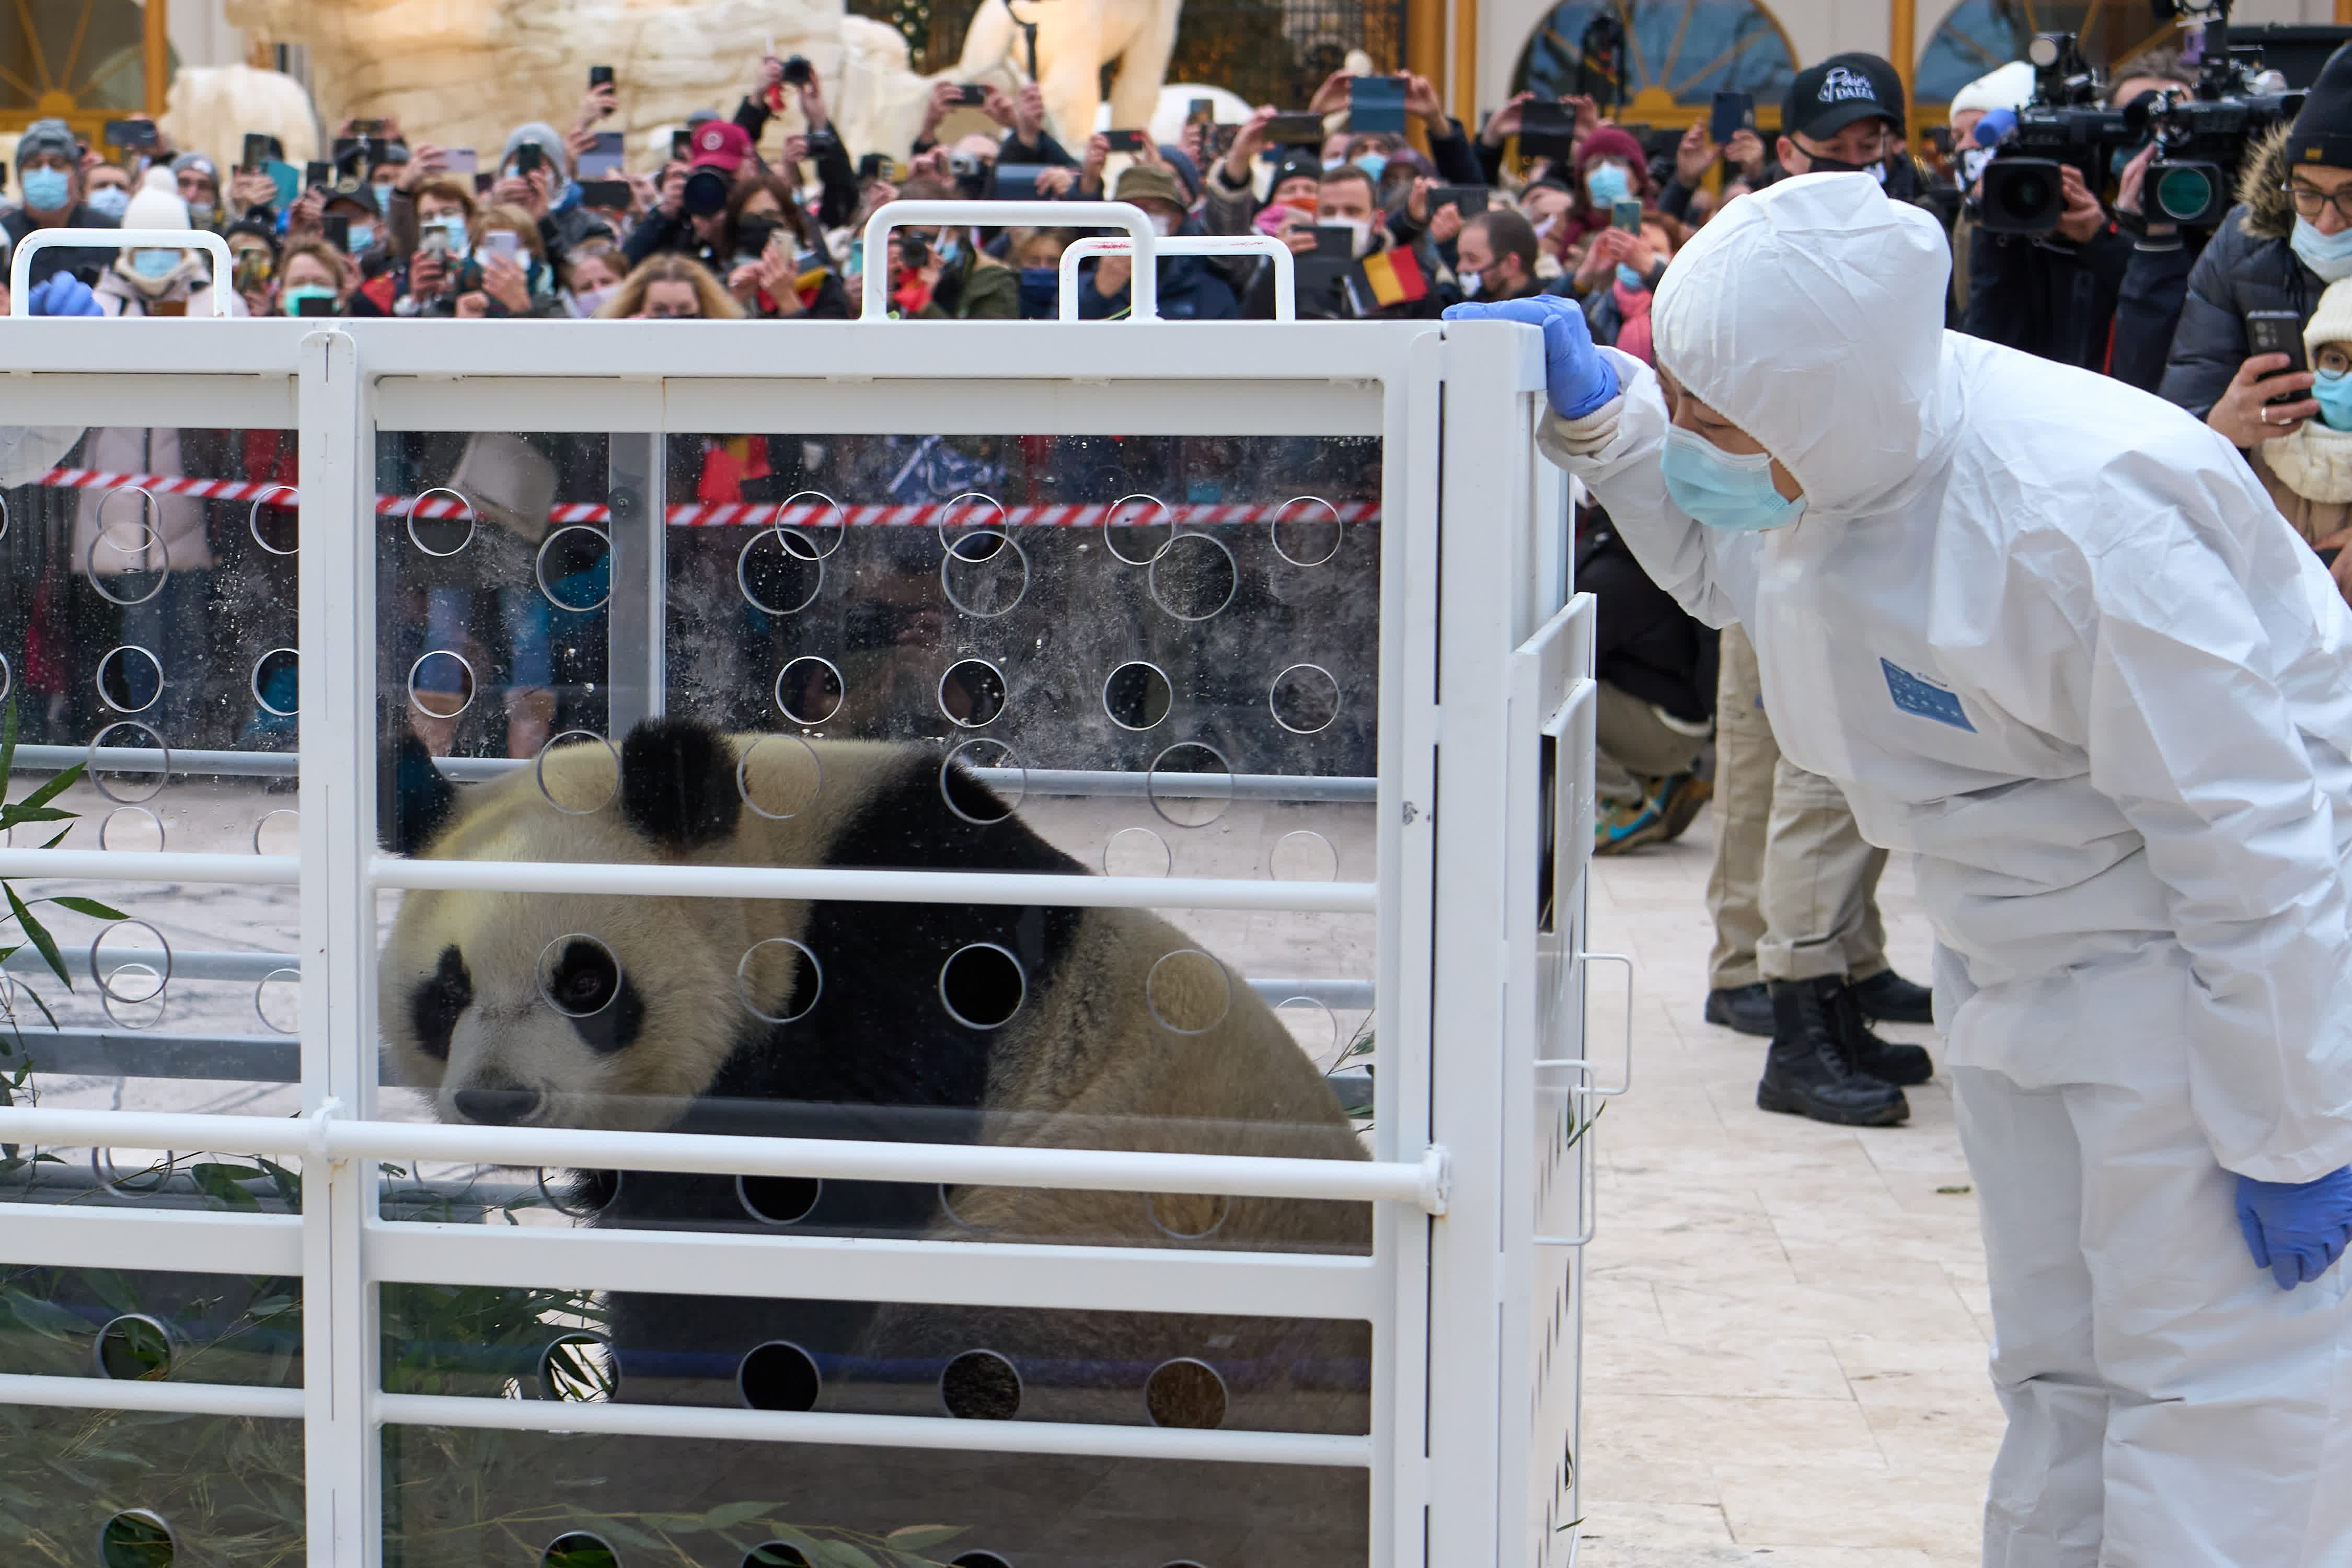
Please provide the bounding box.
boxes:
[689,121,754,172]
[1576,126,1647,175]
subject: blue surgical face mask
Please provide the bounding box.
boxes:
[1585,163,1631,207]
[1616,262,1645,290]
[1354,152,1388,184]
[129,248,180,279]
[85,185,130,222]
[1018,264,1058,317]
[937,235,962,264]
[2294,215,2352,283]
[347,222,376,253]
[374,181,396,213]
[1322,157,1346,171]
[1659,424,1806,533]
[20,166,70,213]
[2316,366,2352,431]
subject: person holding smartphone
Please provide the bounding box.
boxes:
[2234,281,2352,608]
[453,204,560,318]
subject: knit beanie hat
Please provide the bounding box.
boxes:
[502,122,571,183]
[15,118,75,173]
[121,168,191,234]
[2290,42,2352,171]
[2306,275,2352,358]
[1948,62,2035,122]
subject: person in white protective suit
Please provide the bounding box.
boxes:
[1450,172,2352,1563]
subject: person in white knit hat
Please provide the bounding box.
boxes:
[90,168,245,320]
[2247,275,2352,605]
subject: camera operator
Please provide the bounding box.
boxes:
[734,55,861,230]
[1961,156,2128,370]
[624,122,756,270]
[2159,43,2352,444]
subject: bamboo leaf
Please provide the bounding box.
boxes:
[883,1526,966,1551]
[1,701,20,797]
[10,768,81,818]
[45,897,126,921]
[700,1502,779,1533]
[5,888,68,993]
[37,827,67,849]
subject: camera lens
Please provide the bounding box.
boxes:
[1997,169,2050,223]
[2153,165,2214,222]
[683,168,730,217]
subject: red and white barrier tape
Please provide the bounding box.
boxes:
[30,469,1378,528]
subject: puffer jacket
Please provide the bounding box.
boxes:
[2158,125,2318,419]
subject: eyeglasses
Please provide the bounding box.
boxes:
[2287,181,2352,222]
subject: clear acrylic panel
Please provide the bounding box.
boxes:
[0,1265,302,1387]
[0,426,305,1204]
[0,1408,304,1566]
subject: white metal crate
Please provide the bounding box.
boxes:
[0,308,1603,1568]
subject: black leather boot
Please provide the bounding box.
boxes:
[1757,976,1909,1126]
[1833,979,1933,1086]
[1850,966,1933,1024]
[1704,982,1774,1036]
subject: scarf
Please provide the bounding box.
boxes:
[1611,276,1655,365]
[2266,417,2352,505]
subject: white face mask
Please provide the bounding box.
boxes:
[572,284,616,317]
[1457,270,1481,297]
[1342,217,1373,258]
[1149,213,1174,237]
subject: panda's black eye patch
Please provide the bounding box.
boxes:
[410,945,472,1062]
[539,936,644,1056]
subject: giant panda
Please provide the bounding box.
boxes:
[378,717,1372,1450]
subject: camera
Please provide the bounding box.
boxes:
[2131,0,2302,228]
[946,148,988,200]
[683,166,732,216]
[781,55,813,86]
[1976,33,2131,235]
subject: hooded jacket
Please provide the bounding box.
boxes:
[2158,124,2320,419]
[1541,172,2352,1181]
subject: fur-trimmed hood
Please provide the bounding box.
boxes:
[2238,122,2297,243]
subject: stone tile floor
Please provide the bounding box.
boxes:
[1579,806,1998,1568]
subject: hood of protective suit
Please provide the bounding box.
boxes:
[1651,173,1956,520]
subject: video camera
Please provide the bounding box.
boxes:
[2131,0,2302,226]
[1977,32,2134,235]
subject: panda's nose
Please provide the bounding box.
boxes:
[453,1086,542,1125]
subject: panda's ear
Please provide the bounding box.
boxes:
[619,717,741,851]
[380,728,458,856]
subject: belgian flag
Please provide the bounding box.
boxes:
[1346,247,1428,315]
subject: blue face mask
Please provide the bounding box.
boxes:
[1585,163,1632,207]
[937,236,962,264]
[348,222,376,253]
[1660,424,1806,533]
[1354,152,1388,184]
[1018,264,1058,318]
[2294,215,2352,283]
[129,249,180,280]
[1616,262,1645,291]
[85,185,130,222]
[20,167,70,213]
[2317,366,2352,432]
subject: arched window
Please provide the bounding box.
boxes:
[1513,0,1797,126]
[1918,0,2175,106]
[0,0,155,140]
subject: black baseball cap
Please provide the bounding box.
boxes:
[1782,53,1905,142]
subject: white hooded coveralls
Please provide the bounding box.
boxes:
[1543,174,2352,1565]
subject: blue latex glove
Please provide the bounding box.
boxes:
[2236,1168,2352,1289]
[1443,294,1620,421]
[26,274,102,318]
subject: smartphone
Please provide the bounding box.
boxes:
[102,119,158,150]
[954,84,988,106]
[444,146,478,175]
[1210,123,1241,155]
[242,132,273,172]
[483,230,524,263]
[782,55,814,86]
[671,129,693,163]
[1520,101,1576,159]
[304,160,331,191]
[1709,90,1754,146]
[1103,129,1147,154]
[296,294,338,318]
[1348,75,1408,134]
[514,142,543,176]
[324,213,351,252]
[1432,184,1489,217]
[1189,98,1216,126]
[1267,112,1327,146]
[577,131,625,178]
[588,64,614,89]
[900,232,929,269]
[473,171,495,194]
[1313,223,1356,260]
[234,248,272,294]
[579,179,631,209]
[993,162,1046,201]
[858,152,893,183]
[2322,545,2343,567]
[350,118,386,137]
[2247,309,2310,400]
[1611,199,1642,232]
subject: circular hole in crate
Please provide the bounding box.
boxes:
[249,485,299,555]
[1102,661,1173,731]
[99,806,165,854]
[737,527,824,616]
[91,1147,176,1196]
[537,936,621,1019]
[93,1313,175,1380]
[939,1349,1022,1420]
[540,1531,620,1568]
[773,489,847,561]
[932,491,1009,556]
[939,943,1024,1031]
[1146,742,1233,829]
[256,968,302,1035]
[1268,663,1341,735]
[952,1556,1017,1568]
[743,1546,811,1568]
[95,644,164,714]
[97,1509,176,1568]
[1146,1192,1230,1241]
[1146,950,1231,1035]
[735,735,823,822]
[935,659,1007,730]
[406,650,476,721]
[538,1333,618,1403]
[1270,495,1344,566]
[737,937,820,1025]
[94,921,173,1006]
[736,1339,823,1412]
[405,488,476,558]
[1144,1357,1229,1429]
[1146,532,1237,622]
[89,488,168,605]
[1274,995,1339,1057]
[538,1167,622,1218]
[249,647,299,718]
[253,808,301,857]
[1270,829,1339,883]
[940,739,1023,825]
[87,720,170,805]
[774,656,844,727]
[1103,492,1174,566]
[941,528,1030,619]
[535,730,620,816]
[1103,826,1171,878]
[536,525,613,612]
[737,1173,822,1226]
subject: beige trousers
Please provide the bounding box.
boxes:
[1596,680,1708,804]
[1707,624,1888,988]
